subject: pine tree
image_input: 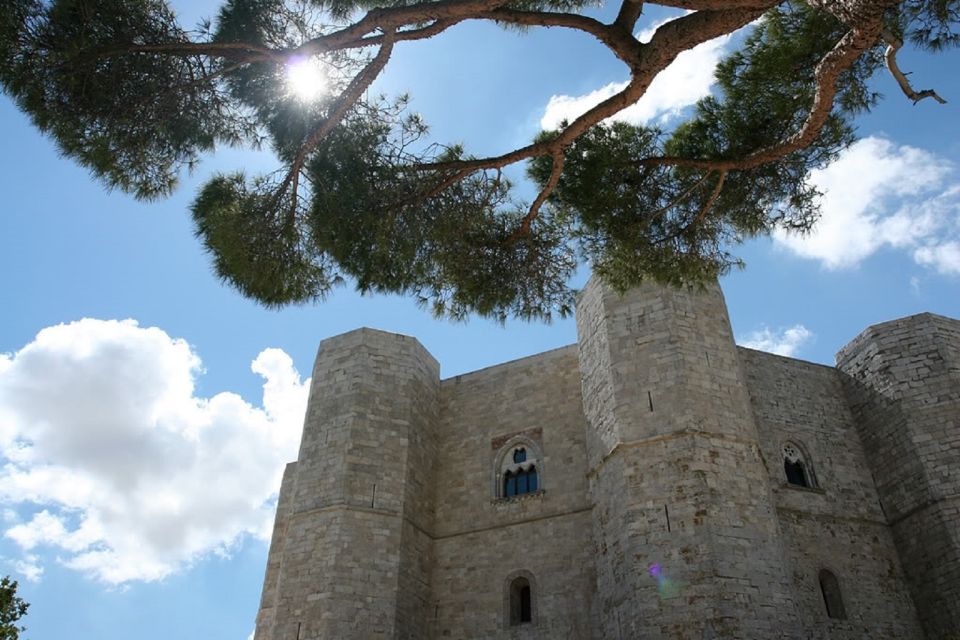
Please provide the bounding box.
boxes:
[0,0,954,320]
[0,576,29,640]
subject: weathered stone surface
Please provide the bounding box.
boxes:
[254,279,958,639]
[837,313,960,638]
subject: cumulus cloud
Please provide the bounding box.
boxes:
[540,15,731,130]
[738,325,814,357]
[2,554,43,582]
[914,240,960,275]
[0,319,308,584]
[774,137,960,272]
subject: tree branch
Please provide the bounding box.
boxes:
[292,0,514,57]
[648,0,776,8]
[278,31,398,216]
[640,21,883,171]
[478,9,634,62]
[414,7,765,176]
[614,0,645,32]
[510,152,566,241]
[643,170,715,221]
[122,41,280,62]
[695,169,726,225]
[881,28,947,104]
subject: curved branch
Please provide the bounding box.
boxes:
[640,22,883,171]
[478,9,637,65]
[416,7,765,175]
[293,0,513,57]
[695,169,726,224]
[882,29,947,104]
[346,19,463,49]
[649,0,776,8]
[511,152,566,241]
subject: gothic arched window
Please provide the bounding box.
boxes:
[504,465,538,497]
[819,569,846,619]
[783,441,816,488]
[495,441,542,499]
[509,577,532,625]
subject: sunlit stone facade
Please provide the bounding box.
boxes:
[254,277,958,639]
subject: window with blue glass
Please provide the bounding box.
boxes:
[496,442,543,499]
[504,466,538,497]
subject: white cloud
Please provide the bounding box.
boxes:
[0,319,308,584]
[774,137,960,272]
[540,15,731,130]
[5,554,43,582]
[914,240,960,275]
[739,325,814,357]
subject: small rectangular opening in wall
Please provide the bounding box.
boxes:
[648,391,654,412]
[664,504,671,532]
[371,483,377,509]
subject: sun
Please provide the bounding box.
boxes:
[285,56,327,102]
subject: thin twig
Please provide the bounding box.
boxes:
[644,170,715,220]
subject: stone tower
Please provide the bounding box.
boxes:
[253,277,949,639]
[837,313,960,638]
[576,278,799,638]
[254,328,440,639]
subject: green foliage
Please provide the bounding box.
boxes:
[0,0,953,320]
[191,102,578,321]
[306,120,577,320]
[529,123,739,293]
[529,2,884,295]
[900,0,960,50]
[192,172,337,306]
[0,576,29,640]
[0,0,253,199]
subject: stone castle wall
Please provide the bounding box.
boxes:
[740,348,922,638]
[430,345,596,639]
[254,280,958,639]
[837,313,960,638]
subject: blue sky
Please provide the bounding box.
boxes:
[1,3,959,639]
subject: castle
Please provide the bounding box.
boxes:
[253,277,960,639]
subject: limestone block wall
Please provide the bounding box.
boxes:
[429,345,596,639]
[254,328,440,640]
[576,279,799,639]
[837,313,960,638]
[255,461,298,635]
[739,348,922,638]
[253,279,960,640]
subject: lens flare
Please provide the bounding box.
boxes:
[286,56,327,102]
[648,562,684,599]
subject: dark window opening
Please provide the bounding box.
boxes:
[785,459,809,487]
[819,569,846,620]
[513,448,527,463]
[504,466,538,498]
[520,586,531,623]
[509,577,532,625]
